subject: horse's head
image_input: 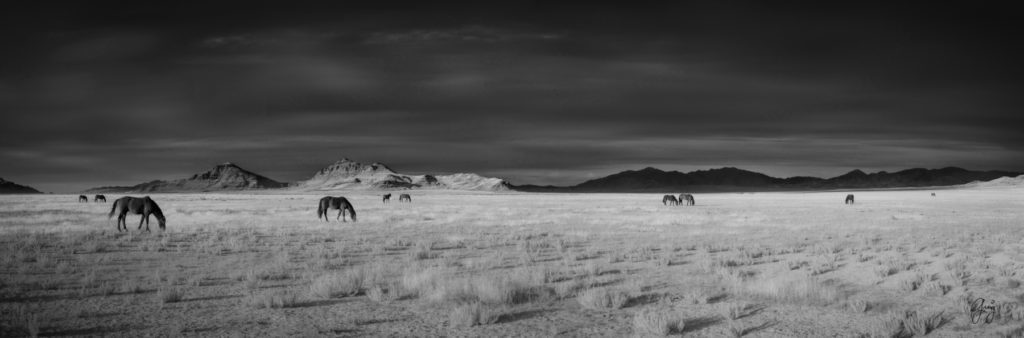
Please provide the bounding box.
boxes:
[147,199,167,230]
[349,208,357,222]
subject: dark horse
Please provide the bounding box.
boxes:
[108,196,166,232]
[399,194,411,203]
[845,194,855,204]
[318,196,357,222]
[78,195,88,203]
[662,195,679,206]
[679,194,695,206]
[382,194,391,203]
[94,195,106,202]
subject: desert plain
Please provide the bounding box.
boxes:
[1,185,1023,337]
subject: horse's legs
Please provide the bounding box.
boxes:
[138,214,145,230]
[337,209,344,222]
[144,213,151,232]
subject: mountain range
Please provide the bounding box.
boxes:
[293,158,511,191]
[65,159,1024,194]
[84,158,511,193]
[85,162,286,193]
[513,167,1023,192]
[0,177,42,194]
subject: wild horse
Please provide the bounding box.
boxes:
[318,196,357,222]
[108,196,166,232]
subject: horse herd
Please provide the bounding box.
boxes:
[662,194,696,206]
[83,191,878,232]
[86,193,419,232]
[78,194,105,203]
[381,193,412,203]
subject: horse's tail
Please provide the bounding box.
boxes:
[108,199,118,219]
[317,200,324,219]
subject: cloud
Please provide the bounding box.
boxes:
[364,25,563,44]
[2,4,1023,192]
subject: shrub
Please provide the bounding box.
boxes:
[846,299,869,313]
[719,302,746,320]
[873,266,895,278]
[121,279,145,294]
[250,290,300,309]
[449,301,498,327]
[727,321,744,337]
[921,281,947,296]
[158,285,184,304]
[578,287,629,310]
[554,279,586,299]
[632,308,684,337]
[367,284,399,303]
[309,269,368,299]
[400,266,443,298]
[873,310,946,337]
[903,310,945,336]
[685,288,712,305]
[409,242,438,260]
[898,278,919,292]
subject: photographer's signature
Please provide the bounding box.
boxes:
[969,297,1019,324]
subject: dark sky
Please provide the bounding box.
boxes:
[2,2,1023,192]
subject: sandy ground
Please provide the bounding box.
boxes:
[1,187,1023,337]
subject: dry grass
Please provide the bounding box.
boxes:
[731,275,844,306]
[448,301,499,327]
[1,189,1022,337]
[120,279,145,294]
[249,290,301,309]
[719,302,746,320]
[632,307,684,337]
[8,304,40,338]
[157,284,185,304]
[846,299,869,313]
[872,310,947,337]
[366,283,400,303]
[578,286,630,310]
[420,272,547,305]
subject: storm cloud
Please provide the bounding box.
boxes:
[2,2,1022,192]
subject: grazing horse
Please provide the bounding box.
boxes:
[679,194,695,206]
[399,194,412,203]
[317,196,357,222]
[108,196,166,232]
[662,195,679,206]
[78,195,88,203]
[845,194,855,204]
[382,194,391,203]
[94,195,106,202]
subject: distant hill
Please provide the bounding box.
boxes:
[960,174,1024,189]
[295,158,511,191]
[85,162,286,193]
[514,167,1022,192]
[0,177,42,194]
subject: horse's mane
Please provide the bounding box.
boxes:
[144,197,165,219]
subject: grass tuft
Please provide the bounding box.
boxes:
[449,301,499,327]
[577,287,629,310]
[632,307,684,337]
